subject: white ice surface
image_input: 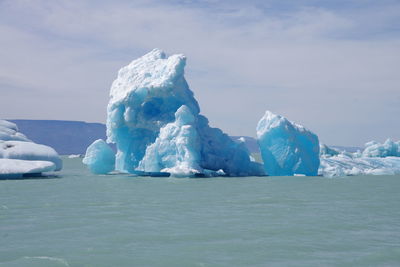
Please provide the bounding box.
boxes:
[362,139,400,157]
[319,155,400,177]
[0,159,56,176]
[0,119,30,142]
[0,120,62,174]
[0,141,62,171]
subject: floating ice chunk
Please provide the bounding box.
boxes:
[362,139,400,157]
[107,49,200,173]
[68,154,82,158]
[0,159,56,178]
[0,141,62,170]
[256,111,320,176]
[98,49,264,177]
[83,139,115,174]
[319,156,400,177]
[0,120,62,175]
[136,105,264,177]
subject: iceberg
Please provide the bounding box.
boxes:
[319,140,400,177]
[256,111,320,176]
[0,119,62,177]
[319,154,400,177]
[0,140,62,170]
[83,49,400,178]
[83,139,115,174]
[362,139,400,158]
[87,49,264,177]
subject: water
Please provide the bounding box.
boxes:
[1,158,400,266]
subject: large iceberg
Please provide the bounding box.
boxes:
[87,49,264,176]
[256,111,320,176]
[0,119,62,177]
[362,139,400,158]
[83,49,400,178]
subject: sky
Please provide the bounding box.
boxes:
[1,0,399,146]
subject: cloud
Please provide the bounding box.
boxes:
[0,0,399,146]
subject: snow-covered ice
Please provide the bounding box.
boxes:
[83,139,115,174]
[256,111,320,176]
[319,142,400,177]
[88,49,264,177]
[319,154,400,177]
[0,159,56,177]
[0,119,30,142]
[362,139,400,158]
[0,120,62,176]
[0,140,62,170]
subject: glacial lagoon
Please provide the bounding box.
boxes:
[1,157,399,266]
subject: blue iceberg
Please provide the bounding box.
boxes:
[137,105,201,176]
[256,111,320,176]
[83,139,115,174]
[87,49,264,177]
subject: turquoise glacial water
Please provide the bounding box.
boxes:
[1,157,400,266]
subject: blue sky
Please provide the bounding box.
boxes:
[1,0,399,146]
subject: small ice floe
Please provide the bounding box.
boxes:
[0,120,62,178]
[68,154,82,159]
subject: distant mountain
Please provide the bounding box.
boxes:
[8,120,361,155]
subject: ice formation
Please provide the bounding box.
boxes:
[0,119,62,177]
[137,106,201,176]
[319,144,340,157]
[83,139,115,174]
[362,139,400,158]
[83,48,400,178]
[0,159,56,177]
[0,119,30,142]
[88,49,264,177]
[256,111,320,176]
[319,155,400,177]
[319,142,400,177]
